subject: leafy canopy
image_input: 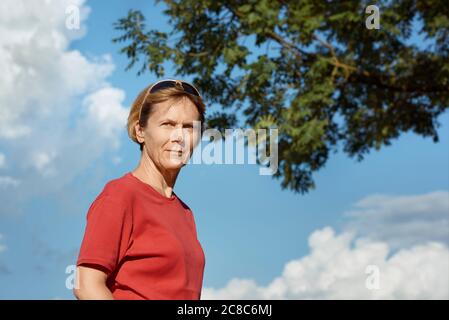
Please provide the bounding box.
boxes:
[113,0,448,194]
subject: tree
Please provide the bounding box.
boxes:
[113,0,448,194]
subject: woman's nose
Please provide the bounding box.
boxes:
[171,127,184,143]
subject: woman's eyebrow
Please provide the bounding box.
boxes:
[160,119,195,125]
[160,119,177,124]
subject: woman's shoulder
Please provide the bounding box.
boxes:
[98,172,135,204]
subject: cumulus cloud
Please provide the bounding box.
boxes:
[0,0,129,214]
[82,87,129,147]
[202,227,449,300]
[0,0,109,139]
[202,191,449,300]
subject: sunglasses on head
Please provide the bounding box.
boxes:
[149,79,201,97]
[138,79,201,123]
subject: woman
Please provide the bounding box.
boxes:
[74,79,206,300]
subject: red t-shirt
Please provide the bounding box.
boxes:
[76,172,206,300]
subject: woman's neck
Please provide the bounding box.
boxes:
[133,149,180,198]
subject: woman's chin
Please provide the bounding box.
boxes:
[164,152,190,168]
[162,159,187,170]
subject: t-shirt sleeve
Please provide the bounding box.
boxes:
[76,194,133,275]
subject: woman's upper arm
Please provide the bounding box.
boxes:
[75,264,108,289]
[73,264,113,299]
[76,194,133,274]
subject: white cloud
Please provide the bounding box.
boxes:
[202,227,449,300]
[0,0,108,140]
[344,190,449,248]
[82,87,128,147]
[202,191,449,300]
[0,0,129,213]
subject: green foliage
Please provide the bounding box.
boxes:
[113,0,449,194]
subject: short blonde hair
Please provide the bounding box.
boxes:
[127,82,206,151]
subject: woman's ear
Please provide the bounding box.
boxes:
[135,122,145,144]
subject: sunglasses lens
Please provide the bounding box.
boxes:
[181,82,200,96]
[149,81,175,93]
[149,80,200,96]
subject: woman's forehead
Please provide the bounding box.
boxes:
[151,97,199,120]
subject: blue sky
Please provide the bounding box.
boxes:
[0,0,448,299]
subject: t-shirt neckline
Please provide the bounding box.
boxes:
[127,172,177,201]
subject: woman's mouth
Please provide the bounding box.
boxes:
[167,150,184,157]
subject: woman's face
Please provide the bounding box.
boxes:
[137,96,201,171]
